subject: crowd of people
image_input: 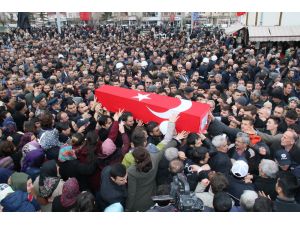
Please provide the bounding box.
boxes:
[0,24,300,212]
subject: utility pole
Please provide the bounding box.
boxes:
[56,12,61,34]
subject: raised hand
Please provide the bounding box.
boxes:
[113,109,124,121]
[136,119,144,127]
[169,113,180,123]
[178,151,187,160]
[176,131,189,140]
[119,121,125,134]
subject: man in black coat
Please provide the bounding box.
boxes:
[273,171,300,212]
[96,163,128,211]
[253,159,278,200]
[270,130,300,166]
[227,160,255,206]
[209,134,232,175]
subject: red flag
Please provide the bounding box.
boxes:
[170,13,175,22]
[95,85,210,133]
[80,12,91,21]
[236,12,246,17]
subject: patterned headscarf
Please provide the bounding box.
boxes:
[18,132,35,151]
[39,160,60,198]
[60,178,80,208]
[58,145,77,162]
[21,141,45,172]
[39,177,60,198]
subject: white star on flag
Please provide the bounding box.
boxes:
[132,93,151,101]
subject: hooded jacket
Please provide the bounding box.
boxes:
[1,191,40,212]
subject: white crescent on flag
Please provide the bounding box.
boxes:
[147,99,192,119]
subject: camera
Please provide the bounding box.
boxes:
[170,173,204,212]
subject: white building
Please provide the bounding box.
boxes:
[226,12,300,43]
[239,12,300,27]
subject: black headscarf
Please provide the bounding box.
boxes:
[39,160,60,198]
[39,160,58,186]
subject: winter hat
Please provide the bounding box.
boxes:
[102,138,117,156]
[236,97,247,106]
[164,147,179,161]
[1,117,17,136]
[60,178,80,208]
[10,172,30,192]
[237,85,246,93]
[58,145,77,162]
[269,72,280,80]
[288,97,299,104]
[104,202,124,212]
[116,62,124,69]
[0,183,14,202]
[147,85,157,93]
[141,61,148,67]
[211,55,218,61]
[202,58,209,64]
[231,160,249,178]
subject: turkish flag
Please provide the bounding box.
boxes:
[95,85,210,133]
[236,12,246,17]
[80,12,91,21]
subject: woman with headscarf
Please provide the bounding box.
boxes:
[52,177,80,212]
[18,132,36,152]
[33,160,64,212]
[8,172,34,195]
[0,141,17,170]
[57,142,98,191]
[21,139,45,182]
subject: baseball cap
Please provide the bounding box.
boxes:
[231,160,249,178]
[275,149,291,166]
[76,118,90,128]
[34,93,46,103]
